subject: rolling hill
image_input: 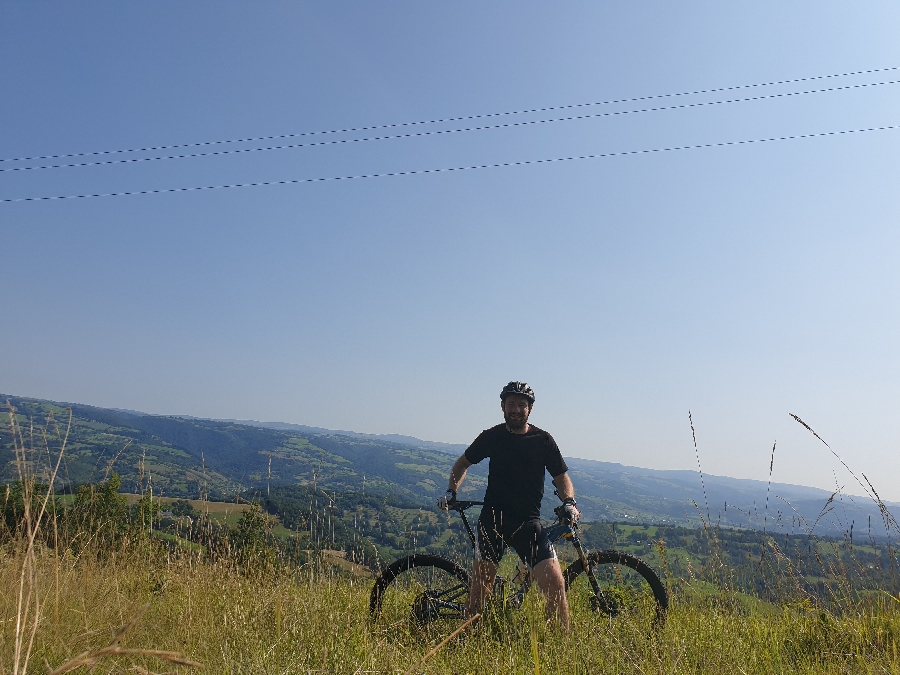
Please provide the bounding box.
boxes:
[2,393,893,538]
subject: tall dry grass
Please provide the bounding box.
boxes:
[4,541,900,673]
[2,402,202,674]
[4,402,68,674]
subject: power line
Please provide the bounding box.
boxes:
[3,124,896,204]
[3,66,898,167]
[5,78,898,174]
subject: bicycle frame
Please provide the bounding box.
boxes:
[452,500,612,612]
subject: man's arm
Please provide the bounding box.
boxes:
[448,453,472,493]
[438,453,472,510]
[552,471,575,501]
[552,472,580,523]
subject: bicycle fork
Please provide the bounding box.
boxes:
[569,531,617,616]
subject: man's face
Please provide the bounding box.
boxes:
[501,395,532,432]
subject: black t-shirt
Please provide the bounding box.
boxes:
[464,424,568,521]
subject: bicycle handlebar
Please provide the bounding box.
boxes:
[449,499,577,528]
[449,499,484,511]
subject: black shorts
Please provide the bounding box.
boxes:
[475,507,557,568]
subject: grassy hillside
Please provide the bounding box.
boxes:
[5,410,900,674]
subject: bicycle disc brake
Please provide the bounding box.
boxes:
[590,590,620,617]
[411,590,443,623]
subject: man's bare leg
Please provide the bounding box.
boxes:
[465,560,498,619]
[533,557,570,631]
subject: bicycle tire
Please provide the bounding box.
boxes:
[369,554,470,623]
[563,550,668,624]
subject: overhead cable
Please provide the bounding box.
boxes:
[3,124,896,203]
[1,65,896,164]
[4,78,898,174]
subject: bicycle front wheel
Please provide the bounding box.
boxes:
[563,550,668,626]
[369,554,470,626]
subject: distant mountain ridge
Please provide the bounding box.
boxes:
[219,419,468,456]
[2,393,894,538]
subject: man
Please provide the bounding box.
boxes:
[437,381,580,631]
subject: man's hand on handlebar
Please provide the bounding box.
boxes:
[556,498,581,525]
[437,489,457,510]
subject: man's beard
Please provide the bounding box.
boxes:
[504,410,529,432]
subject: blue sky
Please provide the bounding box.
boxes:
[2,3,899,498]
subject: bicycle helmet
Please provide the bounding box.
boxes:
[500,381,535,404]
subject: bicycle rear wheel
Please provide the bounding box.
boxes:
[369,554,470,626]
[563,550,668,626]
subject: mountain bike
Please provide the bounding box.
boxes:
[369,499,668,628]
